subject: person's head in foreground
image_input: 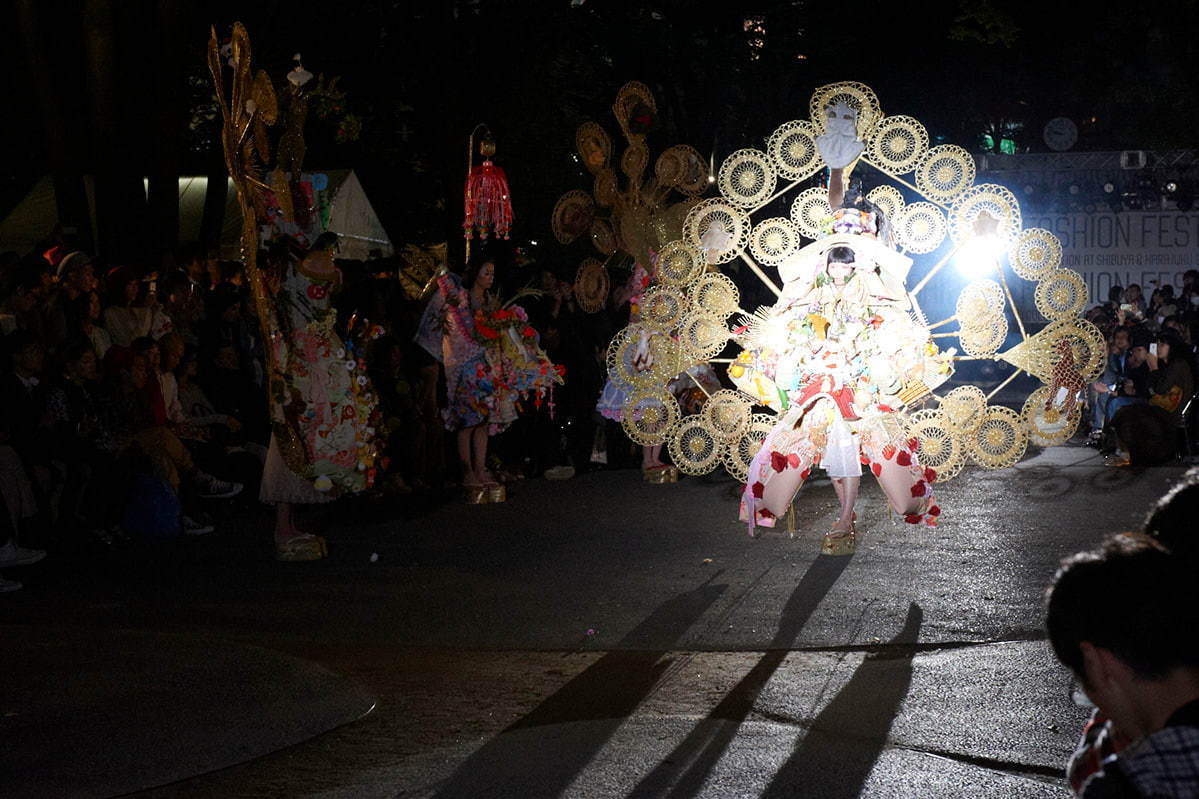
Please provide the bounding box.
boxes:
[1047,533,1199,743]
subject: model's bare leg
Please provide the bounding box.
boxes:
[274,502,308,543]
[830,476,859,532]
[642,444,665,468]
[457,428,477,485]
[472,425,493,483]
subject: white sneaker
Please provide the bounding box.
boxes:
[0,575,22,592]
[182,516,215,535]
[195,471,243,499]
[0,541,46,567]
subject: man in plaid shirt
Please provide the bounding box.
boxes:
[1047,533,1199,798]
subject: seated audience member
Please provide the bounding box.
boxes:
[0,413,45,591]
[103,266,171,348]
[158,269,205,346]
[1107,330,1195,465]
[1088,326,1131,443]
[1123,283,1148,316]
[1,332,57,513]
[100,349,241,536]
[1100,285,1124,320]
[1049,533,1199,797]
[0,491,45,593]
[71,290,112,360]
[42,250,97,353]
[0,270,44,337]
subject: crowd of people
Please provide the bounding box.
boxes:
[0,238,658,589]
[1083,274,1199,466]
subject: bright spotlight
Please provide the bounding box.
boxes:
[955,234,1005,278]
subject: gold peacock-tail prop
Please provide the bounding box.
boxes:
[576,81,1103,482]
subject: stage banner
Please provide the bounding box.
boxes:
[1024,211,1199,303]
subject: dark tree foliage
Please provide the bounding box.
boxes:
[4,0,1197,262]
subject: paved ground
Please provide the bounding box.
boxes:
[0,442,1189,797]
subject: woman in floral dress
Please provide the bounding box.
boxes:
[439,259,562,501]
[260,234,381,560]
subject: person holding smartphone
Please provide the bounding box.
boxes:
[1106,331,1196,466]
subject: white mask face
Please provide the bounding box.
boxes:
[825,102,858,138]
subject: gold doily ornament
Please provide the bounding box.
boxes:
[640,285,687,333]
[1009,227,1063,281]
[949,184,1022,245]
[657,240,705,288]
[766,120,823,180]
[1022,385,1082,447]
[915,145,976,202]
[867,115,929,175]
[622,389,681,446]
[894,202,947,254]
[552,190,596,245]
[939,385,987,434]
[866,185,905,221]
[956,279,1009,358]
[724,413,775,482]
[555,82,712,313]
[668,416,725,476]
[968,405,1029,469]
[906,408,965,482]
[690,272,741,319]
[809,81,882,138]
[718,149,777,209]
[702,389,752,442]
[684,199,750,264]
[590,218,617,256]
[790,187,834,240]
[575,121,612,174]
[679,310,730,361]
[1035,268,1089,321]
[564,80,1096,483]
[574,258,609,314]
[750,217,801,266]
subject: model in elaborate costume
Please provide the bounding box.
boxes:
[735,102,951,552]
[260,234,382,560]
[595,258,673,478]
[207,26,382,561]
[438,259,562,503]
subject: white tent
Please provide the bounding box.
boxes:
[0,169,393,261]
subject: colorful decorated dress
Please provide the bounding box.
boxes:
[596,261,653,420]
[438,275,562,433]
[733,228,953,530]
[260,261,381,503]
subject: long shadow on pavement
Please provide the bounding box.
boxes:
[760,602,923,798]
[430,574,728,798]
[629,554,852,798]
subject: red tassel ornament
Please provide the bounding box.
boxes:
[463,159,514,241]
